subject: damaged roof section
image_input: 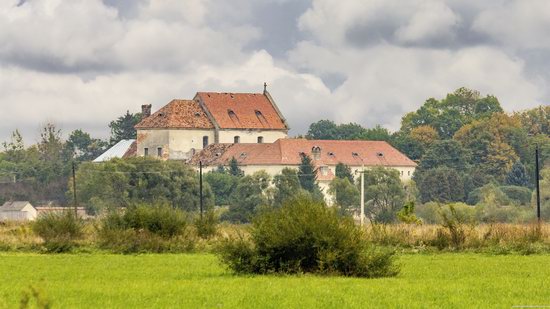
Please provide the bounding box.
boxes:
[135,99,214,129]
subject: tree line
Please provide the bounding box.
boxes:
[1,87,550,222]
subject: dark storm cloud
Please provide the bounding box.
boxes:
[245,0,311,58]
[343,4,494,50]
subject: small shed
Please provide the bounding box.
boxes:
[0,201,38,221]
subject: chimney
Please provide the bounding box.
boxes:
[141,104,152,118]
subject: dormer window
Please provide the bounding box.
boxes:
[255,110,268,126]
[228,109,240,123]
[376,152,384,157]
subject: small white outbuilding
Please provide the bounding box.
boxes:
[0,201,38,222]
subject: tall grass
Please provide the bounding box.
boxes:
[365,222,550,253]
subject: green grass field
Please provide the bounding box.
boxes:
[1,253,549,308]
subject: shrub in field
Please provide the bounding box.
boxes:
[97,204,193,253]
[500,186,532,205]
[432,204,470,250]
[32,211,83,253]
[218,195,399,277]
[194,210,219,239]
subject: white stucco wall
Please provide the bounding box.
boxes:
[137,129,215,160]
[218,130,287,144]
[137,129,169,158]
[349,165,416,182]
[168,129,215,159]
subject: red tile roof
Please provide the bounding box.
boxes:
[191,139,417,168]
[195,92,288,130]
[135,100,214,129]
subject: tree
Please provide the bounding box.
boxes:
[410,125,439,147]
[453,113,521,179]
[419,140,471,171]
[2,130,26,163]
[66,129,108,161]
[359,125,392,141]
[335,162,354,182]
[506,161,530,187]
[416,167,465,203]
[74,158,214,213]
[272,168,302,207]
[109,111,142,145]
[362,167,405,223]
[228,157,244,177]
[328,177,360,216]
[399,87,503,139]
[204,171,238,206]
[298,155,319,193]
[224,171,271,223]
[336,123,366,140]
[306,120,338,139]
[392,132,424,161]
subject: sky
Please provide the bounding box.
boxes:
[1,0,550,143]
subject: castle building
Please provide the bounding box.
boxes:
[134,90,289,160]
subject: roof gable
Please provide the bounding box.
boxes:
[0,201,33,212]
[135,99,214,129]
[196,92,288,130]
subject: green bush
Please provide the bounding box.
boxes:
[194,210,219,239]
[217,195,399,277]
[32,211,83,253]
[500,186,532,205]
[97,204,193,253]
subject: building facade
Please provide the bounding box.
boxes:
[0,201,37,221]
[134,91,289,160]
[190,138,417,202]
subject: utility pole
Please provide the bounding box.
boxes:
[199,160,204,220]
[360,164,365,227]
[72,161,78,218]
[536,144,541,222]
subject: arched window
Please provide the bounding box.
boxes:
[203,136,209,148]
[234,136,240,144]
[257,136,264,143]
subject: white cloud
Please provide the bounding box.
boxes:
[395,1,460,44]
[1,0,549,143]
[472,0,550,50]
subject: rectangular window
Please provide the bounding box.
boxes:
[257,136,264,143]
[144,148,149,156]
[157,147,163,157]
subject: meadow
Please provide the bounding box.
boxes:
[1,252,550,308]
